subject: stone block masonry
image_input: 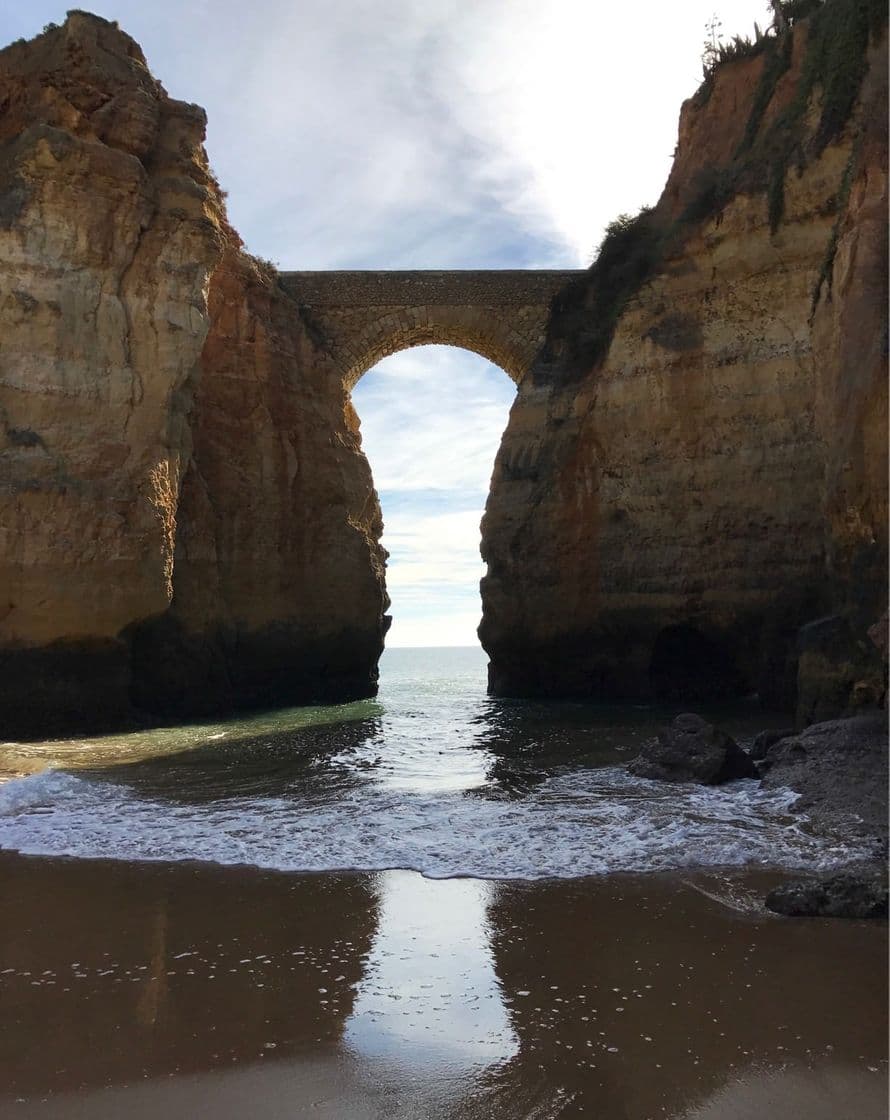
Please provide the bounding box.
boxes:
[279,271,582,386]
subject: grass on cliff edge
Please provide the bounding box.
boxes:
[534,0,887,387]
[540,209,662,380]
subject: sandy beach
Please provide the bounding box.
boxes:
[1,853,885,1119]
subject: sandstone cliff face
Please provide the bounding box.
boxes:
[800,37,889,723]
[480,7,888,720]
[0,14,387,733]
[131,247,388,719]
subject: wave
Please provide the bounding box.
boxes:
[0,766,864,880]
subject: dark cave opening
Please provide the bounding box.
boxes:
[649,623,746,702]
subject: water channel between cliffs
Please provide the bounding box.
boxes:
[0,647,866,876]
[0,647,886,1118]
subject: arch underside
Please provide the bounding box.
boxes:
[340,310,545,388]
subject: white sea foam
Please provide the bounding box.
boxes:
[0,765,862,879]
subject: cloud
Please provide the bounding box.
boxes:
[385,510,486,593]
[353,347,514,493]
[352,348,510,646]
[9,1,773,269]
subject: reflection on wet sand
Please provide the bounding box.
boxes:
[346,872,516,1066]
[0,855,378,1098]
[0,855,885,1119]
[482,873,888,1118]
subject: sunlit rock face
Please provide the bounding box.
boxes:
[0,14,387,733]
[480,12,888,719]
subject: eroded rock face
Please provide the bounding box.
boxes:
[129,248,389,719]
[0,15,387,733]
[765,873,889,919]
[759,711,889,850]
[801,38,890,724]
[795,614,886,727]
[480,13,888,716]
[0,15,224,729]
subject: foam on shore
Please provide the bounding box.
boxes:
[0,765,863,879]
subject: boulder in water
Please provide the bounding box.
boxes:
[628,713,758,785]
[749,727,795,761]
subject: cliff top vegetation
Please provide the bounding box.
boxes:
[535,0,887,386]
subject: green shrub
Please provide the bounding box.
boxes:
[779,0,824,23]
[737,32,794,156]
[539,208,665,382]
[680,165,738,224]
[767,161,786,232]
[811,140,858,311]
[253,255,279,276]
[755,0,886,232]
[716,34,770,66]
[702,17,772,84]
[537,0,886,383]
[803,0,886,152]
[736,0,885,230]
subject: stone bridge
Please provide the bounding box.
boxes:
[278,270,582,386]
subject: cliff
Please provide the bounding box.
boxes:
[1,4,886,735]
[480,0,888,721]
[0,13,388,734]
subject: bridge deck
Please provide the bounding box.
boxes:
[278,270,583,307]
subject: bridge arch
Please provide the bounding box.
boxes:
[339,310,536,387]
[279,269,581,389]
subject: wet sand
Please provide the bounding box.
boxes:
[0,853,886,1119]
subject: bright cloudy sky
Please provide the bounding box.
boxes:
[3,0,771,647]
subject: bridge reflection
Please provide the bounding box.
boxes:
[346,871,516,1069]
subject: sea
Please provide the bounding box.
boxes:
[0,646,865,877]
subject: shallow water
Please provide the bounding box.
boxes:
[0,647,868,876]
[0,649,886,1118]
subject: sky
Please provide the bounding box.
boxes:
[1,0,772,647]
